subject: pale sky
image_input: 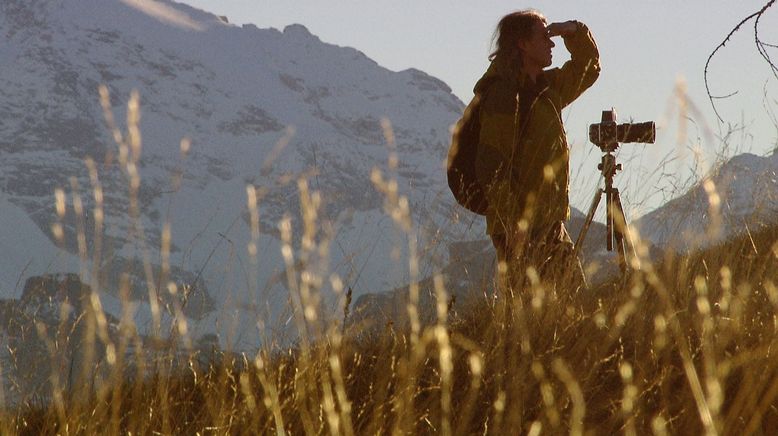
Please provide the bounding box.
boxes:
[182,0,777,214]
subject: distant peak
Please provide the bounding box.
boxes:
[283,24,317,40]
[401,68,453,94]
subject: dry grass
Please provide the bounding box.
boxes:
[7,213,778,435]
[4,92,778,435]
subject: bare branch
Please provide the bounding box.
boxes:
[711,91,739,100]
[754,10,778,80]
[704,0,776,122]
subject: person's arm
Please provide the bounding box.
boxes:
[546,21,600,108]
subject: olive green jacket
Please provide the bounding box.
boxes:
[474,22,600,238]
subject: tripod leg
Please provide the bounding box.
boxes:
[575,188,603,253]
[606,189,614,252]
[615,190,640,271]
[611,189,634,273]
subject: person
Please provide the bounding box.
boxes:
[474,10,600,292]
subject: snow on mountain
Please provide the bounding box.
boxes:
[634,152,778,252]
[0,0,472,348]
[0,193,81,296]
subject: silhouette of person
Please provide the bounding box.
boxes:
[474,10,600,292]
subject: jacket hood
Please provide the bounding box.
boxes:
[473,61,503,95]
[474,60,547,95]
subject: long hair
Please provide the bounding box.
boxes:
[489,10,546,77]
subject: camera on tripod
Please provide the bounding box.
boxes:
[575,108,657,274]
[588,109,655,152]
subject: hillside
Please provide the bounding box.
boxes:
[635,152,778,251]
[0,0,470,349]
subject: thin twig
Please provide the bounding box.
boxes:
[704,0,776,122]
[754,10,778,80]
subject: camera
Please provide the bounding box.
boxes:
[589,109,655,151]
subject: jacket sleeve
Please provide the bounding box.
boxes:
[549,21,600,108]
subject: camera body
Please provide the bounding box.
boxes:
[589,109,655,151]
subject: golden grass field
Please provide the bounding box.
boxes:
[6,218,778,435]
[4,93,778,435]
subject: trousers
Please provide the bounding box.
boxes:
[490,221,586,294]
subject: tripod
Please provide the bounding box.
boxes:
[574,148,636,273]
[575,109,654,274]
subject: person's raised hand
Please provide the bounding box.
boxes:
[546,21,578,38]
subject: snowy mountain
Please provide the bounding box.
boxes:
[0,0,472,348]
[634,152,778,252]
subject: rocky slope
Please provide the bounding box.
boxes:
[0,0,470,348]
